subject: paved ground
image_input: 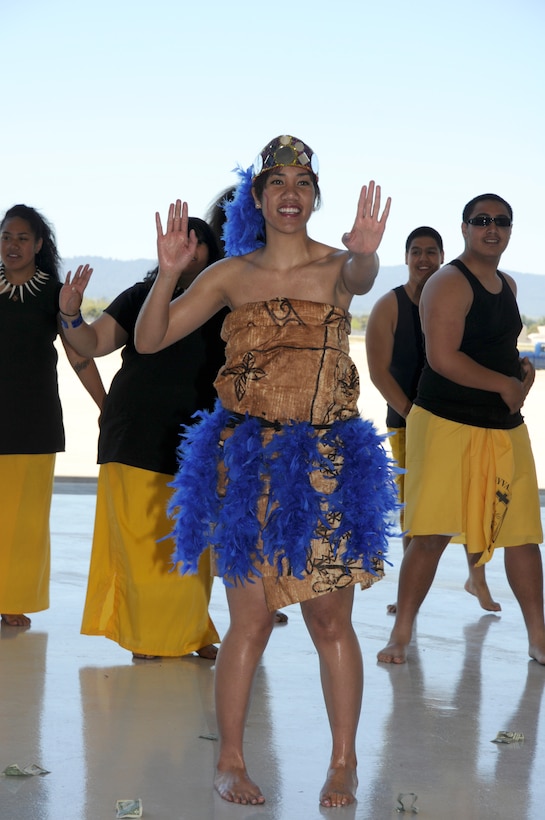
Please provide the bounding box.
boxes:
[2,335,543,819]
[1,498,544,820]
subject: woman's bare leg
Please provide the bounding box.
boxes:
[301,586,361,808]
[214,580,275,804]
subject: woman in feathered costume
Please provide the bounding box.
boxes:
[67,135,398,808]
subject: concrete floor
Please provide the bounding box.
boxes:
[1,486,544,820]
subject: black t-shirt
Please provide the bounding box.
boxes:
[0,275,64,454]
[98,281,227,475]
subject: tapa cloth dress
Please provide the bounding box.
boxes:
[168,298,399,610]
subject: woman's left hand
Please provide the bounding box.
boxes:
[156,199,198,281]
[59,264,93,315]
[342,181,391,256]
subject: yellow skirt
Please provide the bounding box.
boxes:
[388,427,406,530]
[406,406,543,563]
[81,463,219,656]
[0,454,55,613]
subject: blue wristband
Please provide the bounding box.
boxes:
[60,312,83,329]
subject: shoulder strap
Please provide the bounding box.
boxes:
[449,259,471,276]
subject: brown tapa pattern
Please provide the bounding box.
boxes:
[213,423,385,610]
[215,298,359,425]
[211,301,385,609]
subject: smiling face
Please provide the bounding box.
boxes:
[253,166,316,235]
[0,216,43,279]
[461,199,512,259]
[405,236,444,290]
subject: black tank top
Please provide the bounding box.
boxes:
[415,259,523,429]
[386,286,424,428]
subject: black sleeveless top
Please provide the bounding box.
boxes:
[387,286,424,428]
[415,260,523,429]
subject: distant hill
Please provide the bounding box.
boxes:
[63,257,156,301]
[350,266,545,319]
[63,257,545,320]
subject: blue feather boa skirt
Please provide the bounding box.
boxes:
[168,401,399,587]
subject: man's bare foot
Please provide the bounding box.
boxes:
[377,641,408,664]
[386,602,397,614]
[529,640,545,665]
[464,578,501,612]
[319,765,358,808]
[1,613,31,627]
[196,644,218,660]
[274,610,288,624]
[214,767,265,805]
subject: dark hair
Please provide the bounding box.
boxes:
[405,226,444,254]
[1,204,61,281]
[252,168,321,210]
[205,186,236,253]
[462,194,513,223]
[143,216,222,283]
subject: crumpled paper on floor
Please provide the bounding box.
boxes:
[491,731,525,744]
[116,798,143,818]
[396,792,419,813]
[2,764,50,777]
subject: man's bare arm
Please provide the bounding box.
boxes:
[366,292,412,418]
[421,268,526,413]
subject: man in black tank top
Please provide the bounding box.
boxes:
[366,227,499,613]
[378,194,545,666]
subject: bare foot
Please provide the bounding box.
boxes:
[386,602,397,614]
[529,640,545,665]
[196,644,218,660]
[464,578,501,612]
[319,765,358,808]
[274,610,288,624]
[1,613,31,627]
[214,767,265,805]
[377,641,408,664]
[132,653,161,660]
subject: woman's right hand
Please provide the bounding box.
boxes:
[500,375,527,414]
[59,264,93,315]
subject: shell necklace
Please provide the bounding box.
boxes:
[0,263,49,303]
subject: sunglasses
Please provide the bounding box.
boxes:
[467,215,512,228]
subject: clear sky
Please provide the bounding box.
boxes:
[3,0,544,274]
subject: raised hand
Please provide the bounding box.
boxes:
[342,181,391,256]
[59,264,93,315]
[156,199,198,281]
